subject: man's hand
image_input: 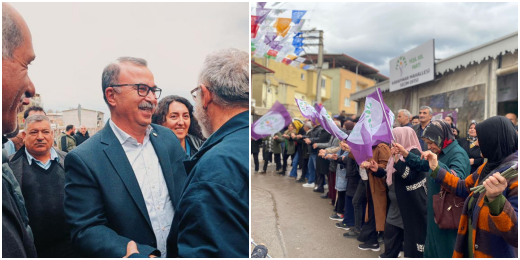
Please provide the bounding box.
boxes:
[484,172,508,202]
[304,138,311,144]
[312,143,318,149]
[325,154,333,159]
[331,154,338,160]
[296,134,303,139]
[124,241,139,258]
[421,151,438,171]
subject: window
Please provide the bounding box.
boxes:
[321,78,326,88]
[344,97,350,107]
[345,79,351,89]
[301,73,305,80]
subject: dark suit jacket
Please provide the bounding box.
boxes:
[64,122,187,257]
[167,111,249,258]
[411,123,429,151]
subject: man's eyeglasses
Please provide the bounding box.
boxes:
[111,84,162,99]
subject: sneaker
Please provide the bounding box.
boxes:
[324,184,328,189]
[343,228,360,238]
[330,214,344,222]
[303,183,315,188]
[258,170,266,174]
[379,252,401,258]
[377,232,384,243]
[335,223,351,230]
[358,243,380,252]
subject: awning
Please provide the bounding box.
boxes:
[252,60,275,74]
[350,80,390,101]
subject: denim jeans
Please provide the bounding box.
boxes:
[289,151,300,177]
[307,153,317,184]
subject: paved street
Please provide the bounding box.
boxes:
[251,155,387,258]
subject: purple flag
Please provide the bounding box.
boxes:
[257,2,267,8]
[315,104,349,141]
[347,88,395,164]
[251,101,292,140]
[295,98,319,124]
[264,31,277,45]
[256,8,272,24]
[291,10,307,24]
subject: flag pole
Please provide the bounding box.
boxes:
[375,88,396,142]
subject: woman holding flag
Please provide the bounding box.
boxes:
[392,119,471,258]
[383,127,428,258]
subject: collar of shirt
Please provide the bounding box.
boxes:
[109,119,153,146]
[25,147,59,170]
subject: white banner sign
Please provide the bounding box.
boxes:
[389,39,435,92]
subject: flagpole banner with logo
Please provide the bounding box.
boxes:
[295,98,319,124]
[314,104,349,141]
[251,101,293,140]
[347,88,395,164]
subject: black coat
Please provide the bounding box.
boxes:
[73,131,90,146]
[251,139,262,154]
[392,149,428,258]
[338,152,360,197]
[456,138,484,173]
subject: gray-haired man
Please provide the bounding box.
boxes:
[167,48,249,257]
[2,3,37,258]
[411,106,433,151]
[397,109,413,127]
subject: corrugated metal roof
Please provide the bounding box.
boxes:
[436,31,518,75]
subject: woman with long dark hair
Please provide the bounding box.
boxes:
[152,95,204,156]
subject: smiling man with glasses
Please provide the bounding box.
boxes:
[63,57,188,257]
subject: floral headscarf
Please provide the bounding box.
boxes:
[422,119,455,151]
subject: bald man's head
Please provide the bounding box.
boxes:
[505,113,518,126]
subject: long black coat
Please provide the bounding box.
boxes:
[251,139,262,154]
[392,148,428,258]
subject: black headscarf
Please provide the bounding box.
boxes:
[476,116,518,180]
[422,119,455,151]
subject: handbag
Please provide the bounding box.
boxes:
[432,187,465,229]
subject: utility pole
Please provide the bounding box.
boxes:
[299,30,324,105]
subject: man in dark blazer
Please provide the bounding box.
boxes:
[166,48,249,258]
[64,57,187,257]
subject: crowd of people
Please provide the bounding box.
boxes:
[3,3,249,257]
[252,105,518,258]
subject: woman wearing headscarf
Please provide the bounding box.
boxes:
[457,121,484,173]
[288,120,303,178]
[383,127,428,258]
[421,116,518,258]
[278,122,297,176]
[392,119,471,258]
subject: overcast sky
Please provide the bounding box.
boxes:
[261,2,518,77]
[11,2,248,119]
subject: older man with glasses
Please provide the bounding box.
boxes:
[64,57,187,257]
[166,48,249,258]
